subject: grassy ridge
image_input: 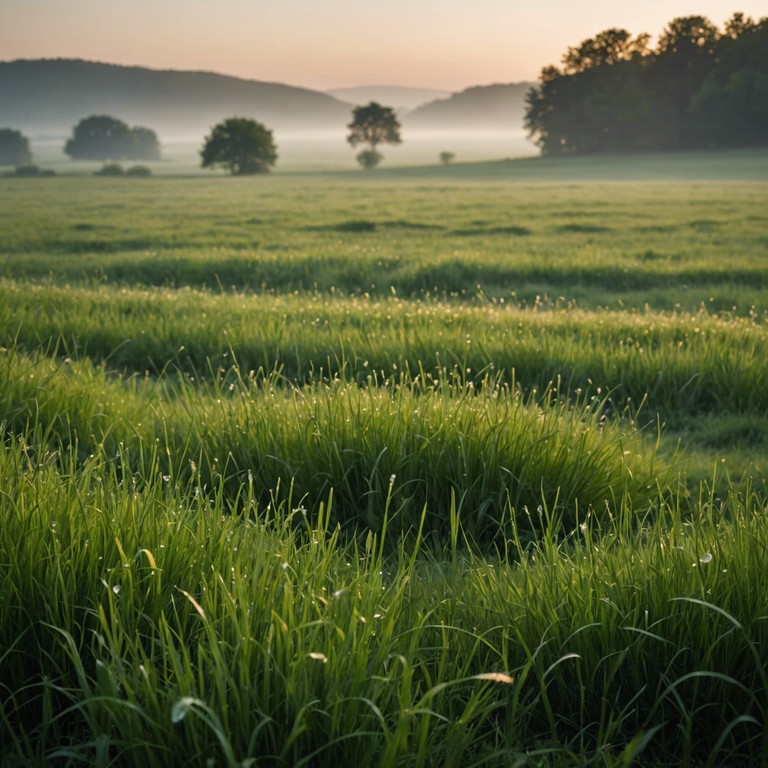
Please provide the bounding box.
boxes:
[2,283,766,419]
[0,347,659,541]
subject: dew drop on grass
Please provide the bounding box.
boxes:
[171,696,198,723]
[699,552,713,563]
[112,584,121,595]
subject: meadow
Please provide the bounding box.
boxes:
[1,152,767,766]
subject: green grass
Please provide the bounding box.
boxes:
[1,153,767,765]
[5,348,668,545]
[2,435,767,767]
[1,173,766,313]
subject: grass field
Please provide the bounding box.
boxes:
[2,151,768,766]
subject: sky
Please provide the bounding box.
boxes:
[2,1,765,92]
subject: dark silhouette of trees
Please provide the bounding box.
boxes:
[0,128,32,166]
[347,102,401,168]
[562,28,650,74]
[653,16,720,148]
[525,13,767,155]
[128,127,162,162]
[64,116,161,161]
[690,15,768,147]
[200,118,277,175]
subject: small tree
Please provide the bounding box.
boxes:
[200,118,277,175]
[439,151,455,165]
[0,128,32,166]
[347,102,401,168]
[65,116,161,161]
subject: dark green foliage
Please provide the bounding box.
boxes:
[94,162,125,176]
[126,164,152,177]
[356,148,382,169]
[13,164,54,177]
[0,127,32,166]
[200,117,277,175]
[526,13,768,154]
[347,102,401,168]
[64,115,161,161]
[690,18,768,147]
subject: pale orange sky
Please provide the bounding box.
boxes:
[1,1,764,91]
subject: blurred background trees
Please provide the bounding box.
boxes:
[525,13,768,154]
[200,117,277,175]
[0,128,32,166]
[64,115,161,162]
[347,102,402,168]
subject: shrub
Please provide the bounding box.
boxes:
[356,149,383,169]
[94,163,125,176]
[126,165,152,177]
[14,165,40,176]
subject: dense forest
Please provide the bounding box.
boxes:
[525,13,768,154]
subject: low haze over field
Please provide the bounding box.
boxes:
[2,0,766,91]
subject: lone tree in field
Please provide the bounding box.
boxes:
[347,102,401,168]
[64,116,161,161]
[0,128,32,166]
[200,118,277,175]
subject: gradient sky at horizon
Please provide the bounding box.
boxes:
[2,1,765,91]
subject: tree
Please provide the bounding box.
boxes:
[439,151,456,165]
[562,28,650,74]
[200,118,277,175]
[653,16,721,148]
[523,14,768,155]
[347,102,401,168]
[0,128,32,166]
[64,116,161,161]
[690,17,768,147]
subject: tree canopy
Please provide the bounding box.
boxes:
[347,102,401,168]
[64,116,161,161]
[0,128,32,166]
[525,13,768,155]
[200,118,277,175]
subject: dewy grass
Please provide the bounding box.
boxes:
[0,344,660,541]
[2,282,766,418]
[0,174,766,314]
[1,165,767,765]
[1,436,767,766]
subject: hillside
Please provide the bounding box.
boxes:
[0,59,355,140]
[326,85,451,112]
[403,82,533,132]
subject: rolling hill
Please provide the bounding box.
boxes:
[326,86,451,112]
[403,82,534,132]
[0,59,356,140]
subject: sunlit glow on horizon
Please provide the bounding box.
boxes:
[1,0,764,91]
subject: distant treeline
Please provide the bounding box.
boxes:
[525,13,768,154]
